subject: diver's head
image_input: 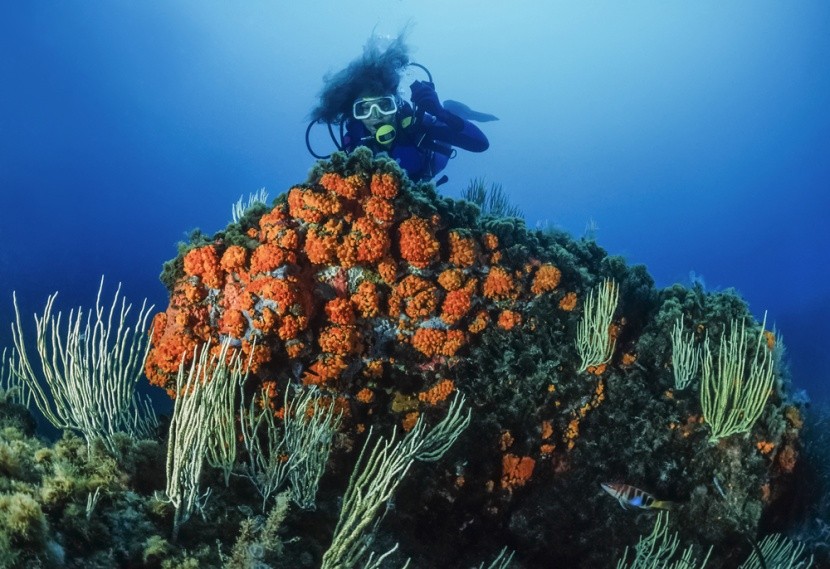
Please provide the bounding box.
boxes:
[310,32,410,124]
[353,94,398,144]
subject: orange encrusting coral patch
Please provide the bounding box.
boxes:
[144,311,199,389]
[483,266,518,300]
[183,246,224,289]
[304,225,339,265]
[411,328,447,358]
[482,233,499,251]
[540,443,556,455]
[303,354,349,386]
[325,298,355,326]
[756,440,775,455]
[448,231,477,267]
[764,330,776,350]
[363,196,395,226]
[437,268,465,291]
[564,418,580,450]
[390,275,439,320]
[468,310,490,334]
[247,277,299,315]
[441,288,473,325]
[418,379,455,406]
[220,245,248,274]
[351,281,382,319]
[319,172,367,200]
[776,444,798,474]
[402,411,420,432]
[559,292,577,311]
[250,243,292,275]
[441,330,466,357]
[541,420,554,440]
[398,217,440,269]
[501,454,536,490]
[352,216,391,264]
[355,387,375,404]
[497,309,522,330]
[621,352,637,366]
[318,325,362,356]
[219,309,247,339]
[370,172,399,199]
[377,257,397,285]
[256,206,292,243]
[530,264,562,295]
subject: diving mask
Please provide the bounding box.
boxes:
[353,96,398,120]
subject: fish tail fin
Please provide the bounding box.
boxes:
[652,500,673,510]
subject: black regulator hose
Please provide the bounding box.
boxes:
[407,62,433,84]
[305,119,344,160]
[407,62,434,125]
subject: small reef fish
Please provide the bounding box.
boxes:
[600,482,672,511]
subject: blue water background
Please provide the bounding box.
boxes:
[1,2,828,405]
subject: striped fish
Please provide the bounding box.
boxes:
[600,482,672,511]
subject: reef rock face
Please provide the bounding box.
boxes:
[145,148,807,567]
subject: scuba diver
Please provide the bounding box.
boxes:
[307,33,491,185]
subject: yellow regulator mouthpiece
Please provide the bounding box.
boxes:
[375,124,396,145]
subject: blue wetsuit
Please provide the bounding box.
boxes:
[342,101,489,183]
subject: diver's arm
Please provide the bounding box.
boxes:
[410,80,490,152]
[342,119,366,152]
[423,114,489,152]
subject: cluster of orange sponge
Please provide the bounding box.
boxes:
[146,157,571,430]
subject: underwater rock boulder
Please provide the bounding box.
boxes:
[145,148,809,568]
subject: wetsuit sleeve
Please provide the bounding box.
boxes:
[423,112,489,153]
[342,119,365,152]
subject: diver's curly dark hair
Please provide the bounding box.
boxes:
[310,32,410,124]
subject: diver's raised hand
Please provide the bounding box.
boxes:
[410,80,443,116]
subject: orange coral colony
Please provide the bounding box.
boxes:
[501,454,536,490]
[146,153,567,446]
